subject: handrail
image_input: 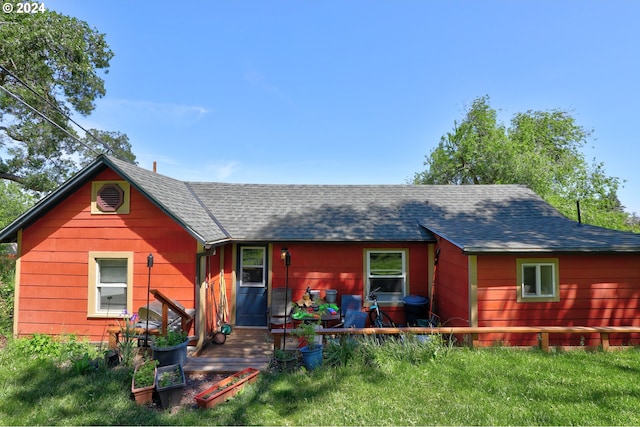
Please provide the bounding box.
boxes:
[270,325,640,352]
[149,289,194,335]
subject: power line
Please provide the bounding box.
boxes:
[0,83,100,156]
[0,64,114,154]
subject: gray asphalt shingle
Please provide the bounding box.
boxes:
[2,155,639,253]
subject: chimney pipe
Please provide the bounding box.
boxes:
[576,200,582,224]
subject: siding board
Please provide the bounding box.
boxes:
[474,253,640,346]
[16,169,197,341]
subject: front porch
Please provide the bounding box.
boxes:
[184,327,278,373]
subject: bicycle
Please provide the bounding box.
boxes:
[366,287,396,328]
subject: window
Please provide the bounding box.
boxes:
[366,250,407,303]
[239,247,265,287]
[88,252,133,317]
[517,258,559,302]
[91,181,130,214]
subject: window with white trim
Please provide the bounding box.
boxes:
[366,250,407,303]
[517,258,559,302]
[239,246,266,287]
[88,252,133,317]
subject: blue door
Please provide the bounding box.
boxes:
[236,246,268,326]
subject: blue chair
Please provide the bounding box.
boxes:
[342,308,367,328]
[336,295,366,328]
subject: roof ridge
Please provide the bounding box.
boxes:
[183,182,232,239]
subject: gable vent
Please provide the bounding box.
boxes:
[96,183,124,212]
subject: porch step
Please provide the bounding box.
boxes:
[183,356,270,374]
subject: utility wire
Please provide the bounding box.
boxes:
[0,83,100,156]
[0,64,113,154]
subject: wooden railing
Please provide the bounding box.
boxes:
[107,289,194,349]
[148,289,194,335]
[270,326,640,352]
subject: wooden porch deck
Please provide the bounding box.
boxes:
[184,327,286,373]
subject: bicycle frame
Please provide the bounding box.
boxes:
[366,287,393,328]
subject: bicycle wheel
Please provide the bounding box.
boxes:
[368,310,395,328]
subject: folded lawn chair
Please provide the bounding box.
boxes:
[269,287,293,329]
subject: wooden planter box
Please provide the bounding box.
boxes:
[194,367,260,409]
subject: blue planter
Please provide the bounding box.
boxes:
[300,345,323,370]
[151,339,188,367]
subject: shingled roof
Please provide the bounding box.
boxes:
[1,155,639,253]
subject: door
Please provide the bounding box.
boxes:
[235,246,268,326]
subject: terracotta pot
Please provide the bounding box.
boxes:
[194,367,259,409]
[131,364,156,405]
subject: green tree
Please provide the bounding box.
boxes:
[414,95,638,231]
[0,10,136,193]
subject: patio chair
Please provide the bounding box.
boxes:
[269,287,293,329]
[335,294,366,328]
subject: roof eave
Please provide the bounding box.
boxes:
[0,156,109,243]
[0,155,209,245]
[100,156,208,244]
[462,246,640,255]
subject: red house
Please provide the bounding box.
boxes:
[1,155,639,348]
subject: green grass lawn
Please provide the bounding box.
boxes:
[1,334,640,425]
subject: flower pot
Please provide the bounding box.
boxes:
[105,350,120,368]
[194,367,260,409]
[151,339,188,367]
[274,352,297,372]
[299,345,323,370]
[155,364,186,409]
[131,364,157,405]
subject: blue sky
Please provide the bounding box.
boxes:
[47,0,640,215]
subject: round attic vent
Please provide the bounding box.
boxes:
[96,183,124,212]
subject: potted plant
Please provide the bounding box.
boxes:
[131,358,157,405]
[293,320,323,370]
[273,348,297,372]
[155,363,186,409]
[194,367,260,409]
[150,329,189,367]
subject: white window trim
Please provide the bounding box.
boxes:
[365,249,408,304]
[516,258,560,303]
[239,246,266,288]
[88,252,134,317]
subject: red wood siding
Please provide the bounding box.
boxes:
[268,242,431,324]
[17,169,197,341]
[476,253,640,346]
[433,238,470,327]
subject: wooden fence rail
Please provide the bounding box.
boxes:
[270,326,640,352]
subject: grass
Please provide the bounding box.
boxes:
[1,333,640,425]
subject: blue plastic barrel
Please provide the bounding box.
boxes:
[403,295,429,326]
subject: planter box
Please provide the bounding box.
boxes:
[151,339,188,367]
[194,367,260,409]
[155,364,186,409]
[131,364,157,405]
